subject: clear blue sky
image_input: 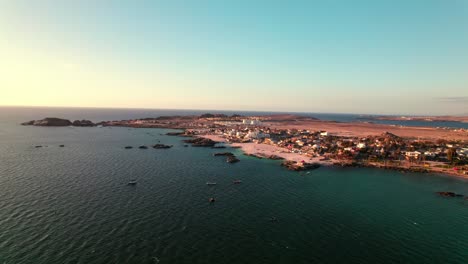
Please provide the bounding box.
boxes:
[1,0,467,115]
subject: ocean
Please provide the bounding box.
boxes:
[0,107,467,264]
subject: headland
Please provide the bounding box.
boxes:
[23,113,468,177]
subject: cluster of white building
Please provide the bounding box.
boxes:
[242,119,262,126]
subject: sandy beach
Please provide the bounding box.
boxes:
[202,134,335,165]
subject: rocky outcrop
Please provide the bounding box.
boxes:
[213,152,235,156]
[72,120,95,127]
[152,144,173,149]
[183,137,217,147]
[166,132,185,136]
[214,152,239,163]
[268,155,284,160]
[22,118,72,127]
[227,156,240,163]
[281,160,320,171]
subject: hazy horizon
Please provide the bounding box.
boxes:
[1,1,467,115]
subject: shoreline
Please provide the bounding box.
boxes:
[200,134,468,180]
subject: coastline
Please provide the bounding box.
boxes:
[200,134,468,180]
[201,134,335,165]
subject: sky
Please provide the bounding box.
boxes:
[0,0,467,115]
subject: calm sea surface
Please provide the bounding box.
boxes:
[0,107,467,264]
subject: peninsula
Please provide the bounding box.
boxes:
[23,114,468,177]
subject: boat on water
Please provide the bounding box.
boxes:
[128,180,137,185]
[206,182,217,186]
[233,180,242,184]
[209,198,216,203]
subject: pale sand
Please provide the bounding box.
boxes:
[266,121,468,141]
[201,134,334,165]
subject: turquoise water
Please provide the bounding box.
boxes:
[0,107,468,263]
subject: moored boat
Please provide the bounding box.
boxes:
[128,180,137,185]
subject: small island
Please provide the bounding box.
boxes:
[22,118,96,127]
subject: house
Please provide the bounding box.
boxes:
[405,151,421,158]
[357,143,366,149]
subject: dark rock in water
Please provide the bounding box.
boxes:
[153,144,172,149]
[212,145,227,149]
[22,118,72,127]
[72,120,95,127]
[214,152,235,157]
[183,137,217,147]
[125,146,133,149]
[139,145,148,149]
[436,191,464,198]
[22,120,34,125]
[35,145,42,148]
[184,145,189,147]
[59,145,65,147]
[281,160,320,171]
[166,132,185,136]
[226,156,240,163]
[214,152,239,163]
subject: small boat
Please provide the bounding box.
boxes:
[233,180,242,184]
[138,145,148,149]
[206,182,217,186]
[128,180,137,185]
[209,198,216,203]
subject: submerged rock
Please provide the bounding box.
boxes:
[436,192,464,198]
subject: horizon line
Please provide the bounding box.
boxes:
[1,104,466,117]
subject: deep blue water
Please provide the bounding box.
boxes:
[0,107,467,264]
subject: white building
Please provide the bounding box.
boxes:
[242,119,262,126]
[405,151,421,158]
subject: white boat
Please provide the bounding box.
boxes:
[128,180,137,185]
[206,182,217,186]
